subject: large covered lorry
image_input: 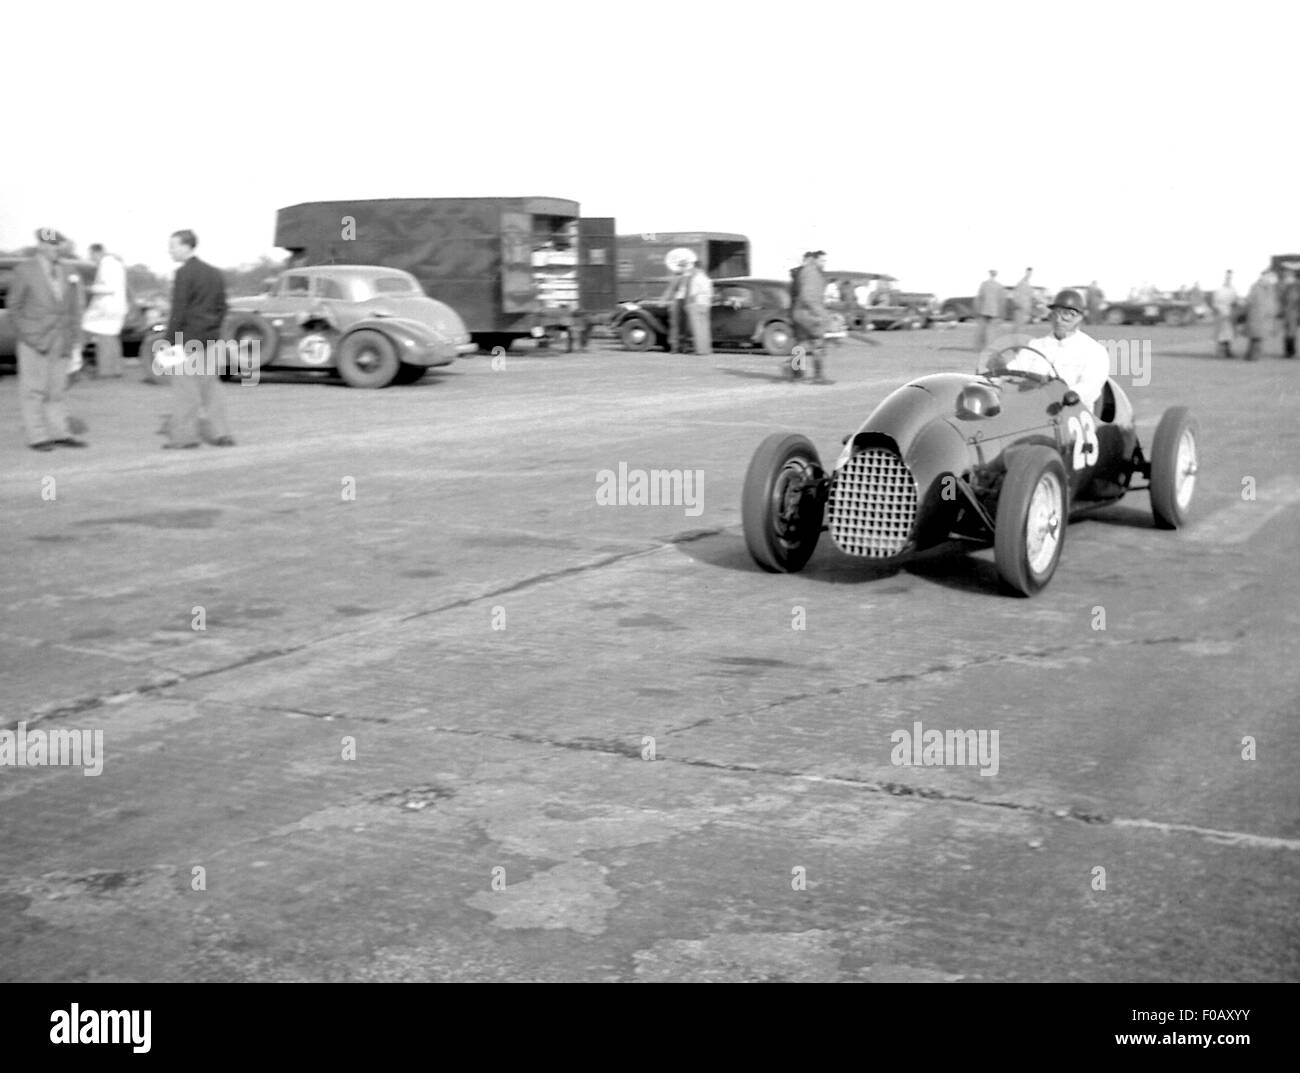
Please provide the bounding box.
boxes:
[274,197,617,351]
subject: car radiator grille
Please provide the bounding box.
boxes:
[826,448,919,557]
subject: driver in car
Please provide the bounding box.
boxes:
[1007,288,1110,413]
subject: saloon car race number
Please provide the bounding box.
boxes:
[298,334,332,365]
[1067,411,1099,470]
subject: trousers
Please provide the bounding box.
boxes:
[91,332,123,377]
[18,340,72,445]
[168,368,232,445]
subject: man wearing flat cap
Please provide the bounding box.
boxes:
[7,229,87,450]
[1012,288,1110,414]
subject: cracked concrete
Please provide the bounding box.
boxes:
[1,331,1296,981]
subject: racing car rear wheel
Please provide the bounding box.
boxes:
[762,322,795,356]
[742,433,824,573]
[1148,406,1198,529]
[337,330,400,388]
[994,447,1068,596]
[620,319,656,351]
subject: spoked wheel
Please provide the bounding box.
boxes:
[994,446,1068,596]
[1148,406,1198,529]
[741,433,825,572]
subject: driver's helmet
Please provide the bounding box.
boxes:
[1048,289,1086,313]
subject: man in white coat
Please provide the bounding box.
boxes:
[1012,288,1110,414]
[83,243,128,378]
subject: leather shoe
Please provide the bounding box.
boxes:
[29,441,57,452]
[54,437,88,448]
[211,436,236,447]
[162,442,200,450]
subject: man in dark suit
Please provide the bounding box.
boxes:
[163,230,234,448]
[8,228,87,450]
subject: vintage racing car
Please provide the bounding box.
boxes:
[152,265,476,387]
[741,344,1198,595]
[612,276,845,355]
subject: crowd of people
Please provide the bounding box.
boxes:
[10,229,1297,454]
[1210,268,1300,361]
[8,228,236,452]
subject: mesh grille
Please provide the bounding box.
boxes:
[827,448,919,557]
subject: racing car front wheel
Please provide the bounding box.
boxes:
[994,447,1068,596]
[742,433,824,573]
[1148,406,1198,529]
[338,330,400,388]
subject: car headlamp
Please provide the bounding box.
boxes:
[957,383,1001,418]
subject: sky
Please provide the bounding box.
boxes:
[2,0,1294,300]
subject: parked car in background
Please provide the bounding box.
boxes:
[1098,293,1196,327]
[824,272,936,330]
[164,265,476,388]
[612,276,844,355]
[940,286,1049,324]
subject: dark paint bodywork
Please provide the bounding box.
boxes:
[611,276,797,352]
[819,364,1143,559]
[274,198,617,345]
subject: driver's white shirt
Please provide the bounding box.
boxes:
[1021,328,1110,411]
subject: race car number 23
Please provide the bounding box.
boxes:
[1067,411,1098,470]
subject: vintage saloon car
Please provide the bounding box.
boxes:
[741,344,1198,595]
[144,265,476,387]
[611,277,844,355]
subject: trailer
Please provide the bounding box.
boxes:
[615,232,750,303]
[274,198,617,350]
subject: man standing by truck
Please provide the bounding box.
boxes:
[681,258,713,356]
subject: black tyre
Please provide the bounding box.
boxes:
[762,321,795,356]
[337,329,400,388]
[619,319,657,351]
[392,363,428,385]
[994,446,1068,596]
[1148,406,1198,529]
[741,433,824,573]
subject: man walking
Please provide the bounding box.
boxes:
[163,230,234,448]
[1279,269,1300,359]
[790,250,830,383]
[974,269,1005,354]
[83,243,128,378]
[8,228,87,451]
[1211,270,1239,359]
[1244,268,1278,362]
[1011,267,1034,333]
[1086,280,1105,325]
